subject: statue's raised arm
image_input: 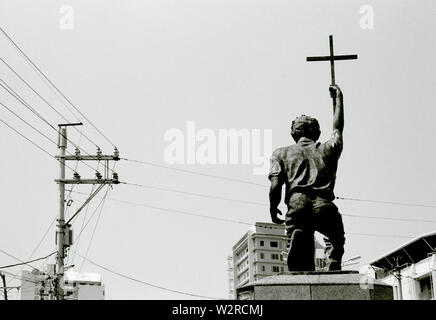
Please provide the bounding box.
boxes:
[329,84,344,134]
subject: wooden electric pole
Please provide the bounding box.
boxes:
[54,123,120,300]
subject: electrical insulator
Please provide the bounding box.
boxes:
[114,147,119,158]
[96,171,102,179]
[96,147,102,157]
[112,172,119,181]
[74,147,80,156]
[73,172,80,180]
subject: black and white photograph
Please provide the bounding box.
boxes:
[0,0,435,313]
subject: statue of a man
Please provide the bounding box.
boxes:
[268,84,345,271]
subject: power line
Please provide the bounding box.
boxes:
[73,251,225,300]
[336,196,436,209]
[0,27,80,122]
[0,252,56,269]
[4,217,57,288]
[0,248,48,273]
[70,190,416,239]
[71,186,112,245]
[121,158,267,187]
[0,79,107,173]
[0,97,106,176]
[0,55,100,149]
[70,164,116,265]
[0,26,117,148]
[80,186,111,272]
[0,286,21,290]
[0,78,59,134]
[65,183,107,226]
[340,213,436,224]
[4,98,113,182]
[121,158,436,210]
[0,100,59,146]
[344,233,414,239]
[0,100,95,172]
[69,185,97,265]
[0,269,44,285]
[121,181,266,207]
[0,117,77,172]
[72,190,252,226]
[119,181,436,224]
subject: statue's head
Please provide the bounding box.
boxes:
[291,115,321,143]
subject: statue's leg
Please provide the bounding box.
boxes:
[286,230,316,271]
[287,229,315,271]
[285,193,315,272]
[313,198,345,271]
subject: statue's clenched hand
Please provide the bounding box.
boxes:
[329,84,343,99]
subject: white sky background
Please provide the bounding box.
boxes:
[0,0,436,299]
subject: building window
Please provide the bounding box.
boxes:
[419,276,433,300]
[272,266,280,272]
[260,240,264,247]
[393,286,399,300]
[281,267,284,272]
[271,254,279,260]
[261,266,265,272]
[260,253,264,259]
[270,241,278,248]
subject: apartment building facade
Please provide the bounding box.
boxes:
[232,222,325,295]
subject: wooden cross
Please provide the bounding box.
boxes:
[306,35,358,85]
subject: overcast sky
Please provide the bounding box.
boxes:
[1,0,435,299]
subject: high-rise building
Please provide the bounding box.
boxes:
[232,222,326,296]
[227,256,235,299]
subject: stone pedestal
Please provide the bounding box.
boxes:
[236,271,393,300]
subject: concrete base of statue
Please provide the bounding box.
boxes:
[236,271,393,300]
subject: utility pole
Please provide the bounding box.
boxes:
[392,256,407,300]
[429,252,436,300]
[395,268,403,300]
[56,126,67,300]
[0,272,7,300]
[54,123,119,300]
